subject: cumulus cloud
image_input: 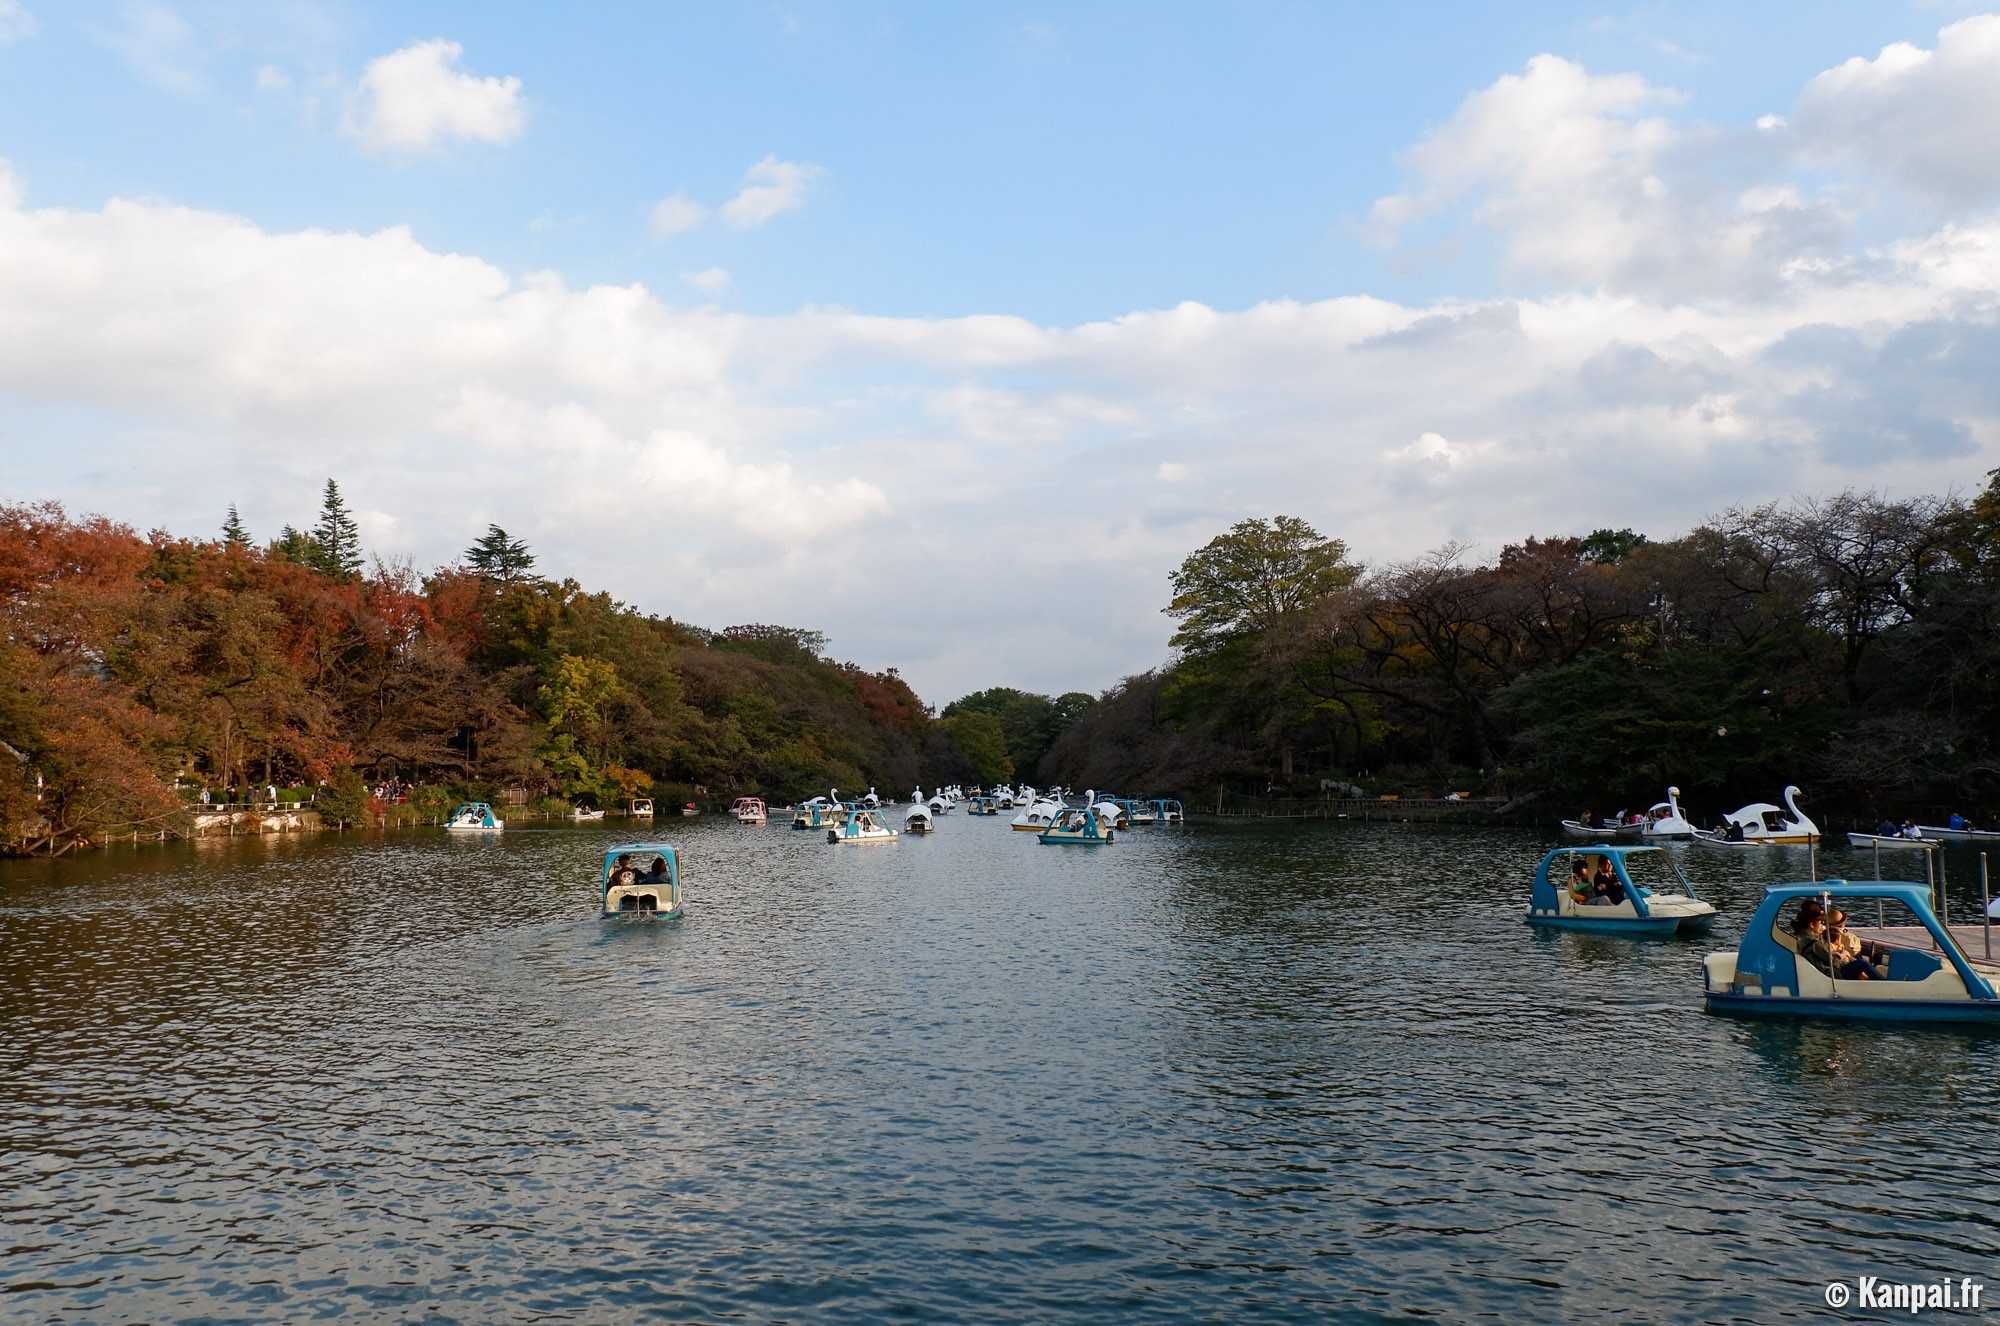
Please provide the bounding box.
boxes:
[649,192,707,237]
[720,155,823,227]
[10,23,2000,698]
[344,39,525,152]
[1369,16,2000,300]
[1793,15,2000,205]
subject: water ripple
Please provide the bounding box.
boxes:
[5,822,1998,1321]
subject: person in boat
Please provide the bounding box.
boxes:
[1826,909,1891,971]
[1949,811,1970,831]
[1900,819,1921,839]
[1723,820,1746,842]
[609,853,637,887]
[1566,858,1592,904]
[1873,818,1899,837]
[1799,912,1880,980]
[641,857,670,888]
[1582,858,1626,906]
[1790,898,1825,940]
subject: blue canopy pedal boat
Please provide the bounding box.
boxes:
[1038,807,1115,845]
[445,801,503,831]
[1525,845,1718,936]
[1702,881,2000,1024]
[602,844,682,919]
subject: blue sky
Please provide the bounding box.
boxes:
[3,1,2000,700]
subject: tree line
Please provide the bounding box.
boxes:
[1046,475,2000,820]
[0,483,1093,854]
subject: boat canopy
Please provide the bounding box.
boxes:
[1733,881,1995,1001]
[1530,845,1704,920]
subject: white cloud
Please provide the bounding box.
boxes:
[649,192,707,237]
[720,155,823,227]
[10,25,2000,698]
[1792,15,2000,204]
[344,39,525,153]
[254,63,289,92]
[680,266,732,294]
[0,1,35,42]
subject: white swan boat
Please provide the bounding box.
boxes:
[1691,785,1819,848]
[904,804,934,835]
[1642,787,1697,840]
[1011,798,1061,832]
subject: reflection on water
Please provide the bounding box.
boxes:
[5,823,2000,1322]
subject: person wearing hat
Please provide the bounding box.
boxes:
[1826,909,1890,976]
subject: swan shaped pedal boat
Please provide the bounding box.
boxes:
[1011,798,1061,831]
[1691,785,1819,847]
[1703,882,2000,1024]
[602,844,682,919]
[903,804,934,835]
[1525,845,1717,935]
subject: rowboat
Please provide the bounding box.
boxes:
[1916,824,2000,844]
[1845,831,1936,850]
[1560,817,1642,841]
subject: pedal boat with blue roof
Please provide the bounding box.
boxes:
[1038,806,1116,845]
[827,809,897,844]
[791,796,841,830]
[1525,845,1717,935]
[602,844,682,919]
[1703,882,2000,1023]
[445,801,503,831]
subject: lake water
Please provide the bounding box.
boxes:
[5,817,1999,1323]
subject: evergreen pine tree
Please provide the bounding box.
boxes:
[310,479,364,578]
[464,525,538,586]
[221,505,250,549]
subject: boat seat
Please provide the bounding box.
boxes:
[1773,929,1800,955]
[1886,949,1943,982]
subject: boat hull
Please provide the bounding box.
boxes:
[1526,912,1714,936]
[1704,992,2000,1025]
[1917,825,2000,843]
[1561,820,1642,840]
[1846,832,1934,850]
